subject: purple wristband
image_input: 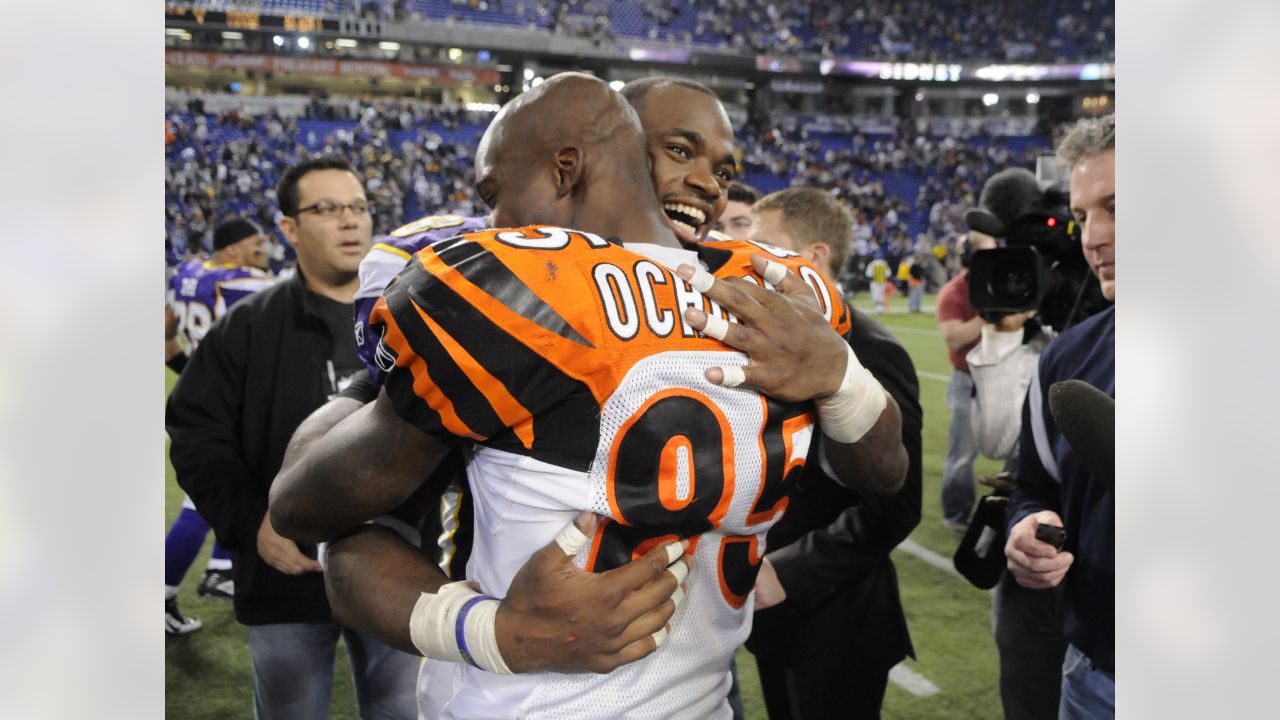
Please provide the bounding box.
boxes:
[455,595,498,669]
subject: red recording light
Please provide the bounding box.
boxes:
[1046,217,1057,227]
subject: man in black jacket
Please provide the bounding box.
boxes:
[166,157,418,719]
[746,188,923,719]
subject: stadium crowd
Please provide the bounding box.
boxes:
[169,0,1113,62]
[165,96,493,263]
[166,93,1052,289]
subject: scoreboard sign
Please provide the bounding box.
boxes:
[165,7,339,33]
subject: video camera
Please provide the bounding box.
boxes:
[964,157,1109,331]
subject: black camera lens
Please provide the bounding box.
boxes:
[1001,269,1033,298]
[988,257,1035,306]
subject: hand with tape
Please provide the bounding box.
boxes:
[675,255,850,404]
[485,512,690,674]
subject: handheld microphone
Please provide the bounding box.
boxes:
[1047,380,1114,492]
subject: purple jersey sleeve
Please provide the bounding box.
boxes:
[354,214,490,383]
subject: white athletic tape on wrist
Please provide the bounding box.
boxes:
[554,521,591,557]
[815,344,888,444]
[719,365,746,388]
[762,260,788,287]
[700,313,731,341]
[409,581,512,674]
[688,269,716,293]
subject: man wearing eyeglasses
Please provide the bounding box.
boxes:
[168,157,419,718]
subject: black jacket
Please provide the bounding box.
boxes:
[166,271,348,625]
[747,309,923,673]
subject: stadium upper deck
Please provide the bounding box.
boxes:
[168,0,1114,63]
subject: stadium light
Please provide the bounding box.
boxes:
[297,36,311,49]
[448,48,463,62]
[335,38,359,48]
[1026,91,1041,104]
[915,91,925,102]
[379,41,401,51]
[523,68,535,80]
[272,35,284,47]
[531,76,544,88]
[982,93,998,106]
[221,31,243,40]
[609,80,625,91]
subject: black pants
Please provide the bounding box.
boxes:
[755,656,889,720]
[992,572,1067,720]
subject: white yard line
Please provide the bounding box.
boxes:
[916,370,950,383]
[889,662,942,697]
[896,539,963,579]
[880,325,942,335]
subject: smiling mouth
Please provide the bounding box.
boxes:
[662,203,707,241]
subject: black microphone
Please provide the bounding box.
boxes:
[1048,380,1114,492]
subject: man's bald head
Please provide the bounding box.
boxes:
[475,73,652,227]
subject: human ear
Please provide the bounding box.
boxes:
[277,216,299,247]
[552,146,585,198]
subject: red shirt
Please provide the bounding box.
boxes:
[936,273,978,372]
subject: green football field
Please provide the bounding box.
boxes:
[165,292,1006,719]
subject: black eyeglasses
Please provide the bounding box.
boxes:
[295,200,371,218]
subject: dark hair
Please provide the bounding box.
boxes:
[620,76,719,105]
[276,156,358,217]
[212,218,262,251]
[726,180,761,205]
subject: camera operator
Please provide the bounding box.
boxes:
[1004,114,1115,719]
[934,231,994,534]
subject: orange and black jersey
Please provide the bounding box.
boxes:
[368,224,853,470]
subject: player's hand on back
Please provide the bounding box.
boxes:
[676,255,848,403]
[257,512,324,575]
[495,512,690,674]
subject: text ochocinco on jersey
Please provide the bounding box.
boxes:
[369,223,851,581]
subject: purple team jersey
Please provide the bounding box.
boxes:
[168,261,275,351]
[354,214,490,382]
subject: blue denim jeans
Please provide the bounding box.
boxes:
[941,369,978,524]
[248,621,419,720]
[1059,644,1114,720]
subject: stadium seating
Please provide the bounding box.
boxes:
[165,97,1051,266]
[168,0,1113,62]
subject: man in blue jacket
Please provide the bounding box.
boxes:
[1005,114,1115,719]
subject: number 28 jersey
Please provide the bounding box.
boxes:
[369,225,852,720]
[167,261,274,352]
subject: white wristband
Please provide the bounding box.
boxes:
[815,344,888,444]
[408,580,512,674]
